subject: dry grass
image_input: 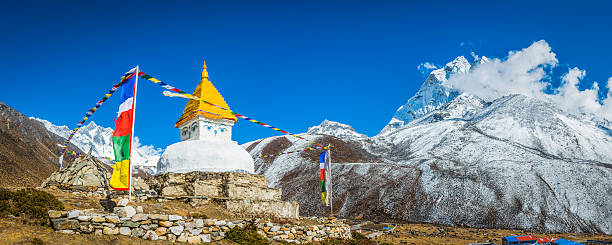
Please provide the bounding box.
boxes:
[374,223,612,245]
[0,218,170,245]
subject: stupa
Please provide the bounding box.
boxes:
[156,61,255,174]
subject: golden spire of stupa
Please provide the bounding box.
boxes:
[175,61,237,128]
[201,61,209,80]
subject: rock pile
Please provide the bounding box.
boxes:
[42,154,110,189]
[48,199,350,244]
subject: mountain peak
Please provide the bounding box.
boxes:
[307,120,367,139]
[380,56,472,134]
[444,56,470,74]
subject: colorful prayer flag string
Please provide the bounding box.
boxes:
[63,150,114,161]
[60,68,138,154]
[259,145,330,158]
[140,72,326,149]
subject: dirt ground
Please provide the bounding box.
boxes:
[374,223,612,244]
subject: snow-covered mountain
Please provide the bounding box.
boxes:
[242,56,612,234]
[379,56,471,134]
[307,120,367,140]
[32,118,161,168]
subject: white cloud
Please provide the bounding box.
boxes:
[602,77,612,118]
[444,40,612,121]
[417,62,438,76]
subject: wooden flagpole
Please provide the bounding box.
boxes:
[328,144,333,217]
[129,66,140,201]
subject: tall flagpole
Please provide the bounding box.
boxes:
[328,144,333,217]
[129,66,140,201]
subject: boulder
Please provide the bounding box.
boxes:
[155,227,167,236]
[150,214,168,221]
[116,198,129,207]
[52,219,79,230]
[114,206,136,218]
[48,210,66,219]
[119,227,131,236]
[143,230,159,240]
[200,234,211,243]
[168,215,182,221]
[103,227,119,235]
[131,214,148,222]
[189,228,202,235]
[105,215,120,223]
[187,235,202,244]
[170,225,184,236]
[122,221,140,228]
[66,210,80,219]
[131,228,145,237]
[177,233,188,242]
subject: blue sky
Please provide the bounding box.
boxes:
[1,1,611,149]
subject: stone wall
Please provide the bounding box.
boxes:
[143,171,299,219]
[48,204,351,244]
[146,171,275,199]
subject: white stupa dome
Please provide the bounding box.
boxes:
[157,139,254,174]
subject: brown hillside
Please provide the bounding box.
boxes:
[0,102,80,187]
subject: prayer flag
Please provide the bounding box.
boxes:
[110,68,138,190]
[58,154,63,171]
[320,150,332,206]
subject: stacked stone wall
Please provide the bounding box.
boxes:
[48,206,351,244]
[143,171,298,219]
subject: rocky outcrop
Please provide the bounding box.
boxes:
[144,171,299,219]
[42,154,110,189]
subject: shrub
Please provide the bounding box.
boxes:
[226,223,269,245]
[31,237,45,245]
[190,212,208,219]
[0,188,64,226]
[311,232,386,245]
